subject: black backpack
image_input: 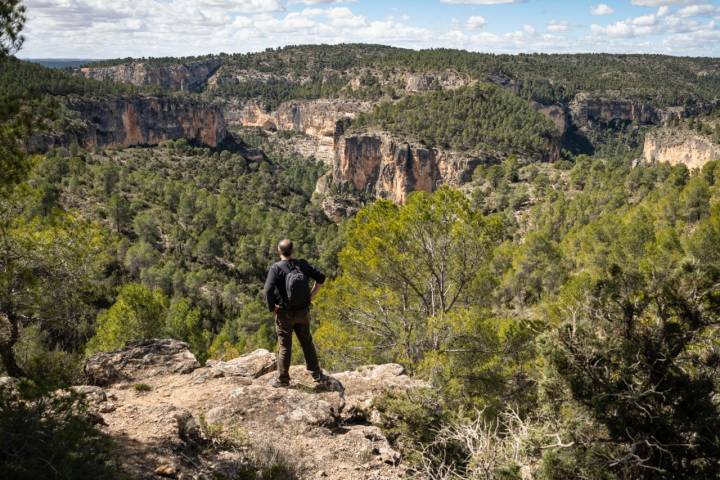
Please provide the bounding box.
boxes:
[283,260,311,310]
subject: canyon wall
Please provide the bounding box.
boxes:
[230,98,367,137]
[328,132,486,204]
[80,59,221,92]
[569,93,719,130]
[27,96,227,152]
[643,129,720,169]
[225,98,369,165]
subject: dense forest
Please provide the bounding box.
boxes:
[86,44,720,107]
[351,83,557,158]
[4,5,720,478]
[6,128,720,479]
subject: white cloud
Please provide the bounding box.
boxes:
[590,3,719,41]
[466,15,486,29]
[441,0,523,4]
[289,0,357,3]
[591,4,614,16]
[232,16,253,28]
[547,20,570,32]
[677,4,718,16]
[17,0,720,59]
[194,0,283,12]
[632,13,659,26]
[324,7,365,27]
[631,0,697,6]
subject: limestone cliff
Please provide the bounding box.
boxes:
[70,339,425,479]
[80,59,221,92]
[643,128,720,169]
[328,132,487,204]
[225,98,369,165]
[569,93,719,130]
[230,99,367,136]
[27,96,227,152]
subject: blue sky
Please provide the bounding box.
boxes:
[19,0,720,59]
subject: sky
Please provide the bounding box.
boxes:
[17,0,720,59]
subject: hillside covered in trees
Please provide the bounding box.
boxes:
[4,6,720,477]
[85,44,720,106]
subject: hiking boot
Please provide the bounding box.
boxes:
[269,377,290,388]
[312,372,329,384]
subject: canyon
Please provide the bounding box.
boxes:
[68,57,720,212]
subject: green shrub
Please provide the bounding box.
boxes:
[132,383,152,393]
[0,387,121,479]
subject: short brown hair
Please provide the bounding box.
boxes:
[278,239,293,257]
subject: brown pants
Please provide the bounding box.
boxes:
[275,307,321,381]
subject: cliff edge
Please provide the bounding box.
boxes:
[643,128,720,169]
[75,339,424,479]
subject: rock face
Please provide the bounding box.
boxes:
[533,102,569,136]
[85,339,200,386]
[232,99,367,137]
[204,348,276,378]
[81,340,425,480]
[569,94,718,130]
[328,132,487,204]
[643,129,720,169]
[225,98,369,165]
[27,96,227,152]
[570,93,660,128]
[80,59,221,92]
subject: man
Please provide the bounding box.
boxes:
[264,238,327,388]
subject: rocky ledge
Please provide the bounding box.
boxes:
[643,128,720,169]
[81,59,222,92]
[319,131,492,202]
[26,96,228,153]
[78,339,425,479]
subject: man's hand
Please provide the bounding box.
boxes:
[310,282,322,301]
[273,304,281,314]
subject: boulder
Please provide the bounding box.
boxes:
[334,364,428,420]
[205,348,276,378]
[85,339,200,386]
[0,376,19,391]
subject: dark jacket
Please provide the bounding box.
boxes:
[263,258,326,312]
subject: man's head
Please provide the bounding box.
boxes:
[278,238,293,258]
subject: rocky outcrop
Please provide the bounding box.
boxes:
[80,59,221,92]
[223,98,368,165]
[643,128,720,169]
[569,93,719,130]
[533,102,569,135]
[203,349,276,378]
[402,71,470,92]
[328,132,487,204]
[85,339,200,386]
[81,340,425,479]
[232,99,367,137]
[26,95,227,152]
[570,92,660,129]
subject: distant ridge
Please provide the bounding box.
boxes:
[22,58,103,69]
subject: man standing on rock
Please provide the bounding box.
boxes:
[264,239,328,388]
